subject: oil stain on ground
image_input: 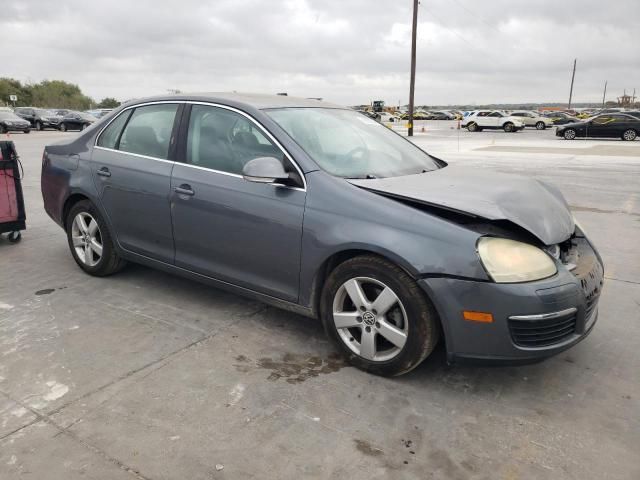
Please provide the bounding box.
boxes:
[234,352,346,383]
[354,439,384,457]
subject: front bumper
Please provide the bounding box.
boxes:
[419,237,603,364]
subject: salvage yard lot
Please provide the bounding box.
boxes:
[1,127,639,479]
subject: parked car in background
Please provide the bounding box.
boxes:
[85,109,113,119]
[462,110,524,132]
[41,93,603,375]
[54,109,72,117]
[430,111,454,120]
[556,113,640,141]
[543,111,580,125]
[510,111,553,130]
[59,112,99,131]
[14,107,62,130]
[378,112,400,123]
[0,111,31,133]
[399,111,431,120]
[359,110,381,121]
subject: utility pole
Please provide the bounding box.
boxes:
[408,0,419,136]
[568,58,577,110]
[602,81,607,107]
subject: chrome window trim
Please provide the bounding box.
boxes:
[93,99,307,191]
[93,146,176,165]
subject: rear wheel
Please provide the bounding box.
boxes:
[535,121,546,130]
[66,200,126,276]
[503,122,515,132]
[320,255,440,376]
[563,128,577,140]
[622,129,637,141]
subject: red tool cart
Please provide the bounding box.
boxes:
[0,141,26,243]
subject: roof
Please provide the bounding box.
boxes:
[122,92,345,110]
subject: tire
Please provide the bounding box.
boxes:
[535,121,546,130]
[622,129,637,141]
[66,200,126,276]
[320,255,440,376]
[0,124,7,134]
[35,121,43,131]
[8,231,21,243]
[24,129,30,134]
[503,122,515,133]
[59,123,67,132]
[467,122,478,132]
[563,128,577,140]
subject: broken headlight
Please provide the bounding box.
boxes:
[477,237,557,283]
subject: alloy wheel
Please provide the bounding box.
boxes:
[564,129,576,140]
[623,129,636,141]
[332,277,408,362]
[71,212,103,267]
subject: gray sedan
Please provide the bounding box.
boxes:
[41,93,603,376]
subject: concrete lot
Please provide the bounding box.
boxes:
[1,124,639,479]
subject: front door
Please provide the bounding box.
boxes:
[91,103,181,263]
[170,104,306,302]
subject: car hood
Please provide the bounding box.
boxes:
[349,166,575,245]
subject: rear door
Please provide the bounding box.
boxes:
[91,103,182,263]
[170,103,306,302]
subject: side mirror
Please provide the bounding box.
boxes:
[242,157,289,184]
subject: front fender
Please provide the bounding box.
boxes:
[298,172,489,307]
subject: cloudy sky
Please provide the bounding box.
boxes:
[3,0,638,106]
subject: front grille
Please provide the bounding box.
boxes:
[509,313,577,348]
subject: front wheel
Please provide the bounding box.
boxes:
[535,121,546,130]
[467,122,478,132]
[35,121,43,131]
[503,122,515,132]
[563,128,577,140]
[622,129,637,141]
[0,125,7,134]
[66,200,126,276]
[59,123,67,132]
[320,255,440,376]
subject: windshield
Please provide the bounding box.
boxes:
[265,108,440,178]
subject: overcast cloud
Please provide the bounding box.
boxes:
[2,0,638,105]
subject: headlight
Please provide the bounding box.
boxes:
[477,237,557,283]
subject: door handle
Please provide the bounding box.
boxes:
[174,184,195,196]
[97,167,111,177]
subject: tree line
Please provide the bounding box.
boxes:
[0,78,120,110]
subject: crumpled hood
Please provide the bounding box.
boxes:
[349,166,575,245]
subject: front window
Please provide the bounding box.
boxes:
[266,108,440,179]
